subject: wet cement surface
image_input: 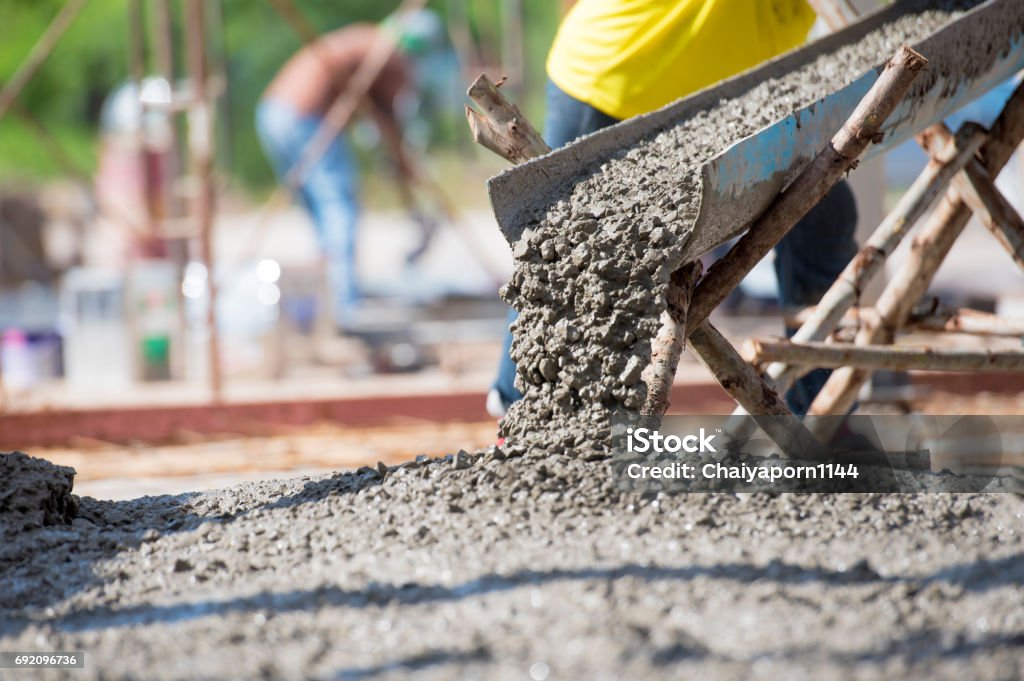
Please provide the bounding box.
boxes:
[1,452,78,535]
[2,449,1023,680]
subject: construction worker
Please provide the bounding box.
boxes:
[488,0,858,417]
[255,11,443,329]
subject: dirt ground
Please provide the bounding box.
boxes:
[2,447,1023,681]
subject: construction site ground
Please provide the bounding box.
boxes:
[3,199,1023,679]
[3,439,1023,680]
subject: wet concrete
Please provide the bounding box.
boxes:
[1,452,78,536]
[1,452,1022,680]
[499,2,983,456]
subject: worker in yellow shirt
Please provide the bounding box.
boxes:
[488,0,858,418]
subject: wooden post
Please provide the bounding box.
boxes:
[918,124,1024,272]
[465,74,550,164]
[687,324,828,460]
[788,304,1024,337]
[639,262,701,428]
[152,0,181,215]
[808,78,1024,419]
[185,0,222,403]
[686,46,928,333]
[746,339,1024,373]
[907,305,1024,337]
[128,0,163,254]
[759,122,987,397]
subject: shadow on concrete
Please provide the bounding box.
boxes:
[35,552,1024,637]
[323,646,491,680]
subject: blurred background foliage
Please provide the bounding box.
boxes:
[0,0,560,188]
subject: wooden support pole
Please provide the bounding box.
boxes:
[907,305,1024,337]
[465,74,550,164]
[128,0,162,251]
[919,124,1024,272]
[808,78,1024,418]
[152,0,180,185]
[959,163,1024,271]
[686,46,928,334]
[688,324,828,460]
[185,0,222,403]
[747,339,1024,373]
[639,262,701,428]
[758,122,987,397]
[0,0,89,123]
[788,304,1024,338]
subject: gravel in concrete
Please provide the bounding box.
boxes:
[2,449,1023,680]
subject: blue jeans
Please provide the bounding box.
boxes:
[494,81,858,416]
[256,98,361,326]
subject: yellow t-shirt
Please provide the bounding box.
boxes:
[547,0,816,120]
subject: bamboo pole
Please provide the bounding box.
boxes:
[746,339,1024,373]
[465,73,550,164]
[808,78,1024,418]
[686,46,928,333]
[0,0,89,123]
[754,122,987,397]
[185,0,222,403]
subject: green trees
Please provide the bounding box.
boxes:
[0,0,557,187]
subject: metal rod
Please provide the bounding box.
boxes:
[686,46,928,333]
[185,0,222,402]
[808,78,1024,418]
[747,339,1024,373]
